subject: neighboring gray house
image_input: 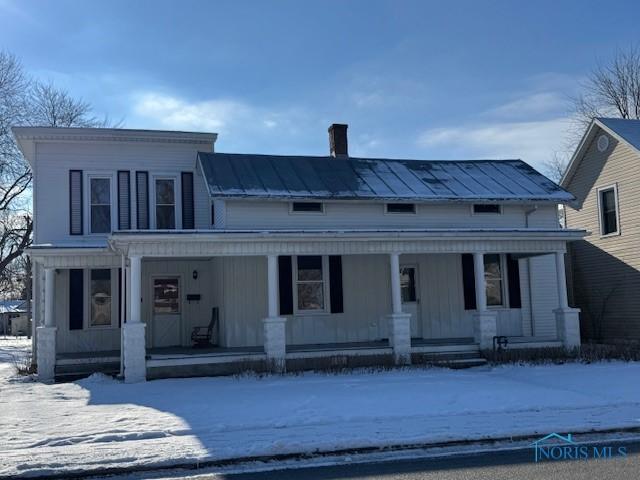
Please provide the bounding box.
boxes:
[13,124,583,383]
[563,117,640,343]
[0,300,29,336]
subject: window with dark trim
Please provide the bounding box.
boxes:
[598,186,619,235]
[291,202,323,213]
[386,203,416,214]
[473,204,501,214]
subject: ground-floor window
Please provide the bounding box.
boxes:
[294,255,328,313]
[90,269,112,327]
[484,254,504,307]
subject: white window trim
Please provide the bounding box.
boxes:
[289,201,326,215]
[150,174,182,230]
[596,184,621,237]
[485,253,509,309]
[292,255,331,315]
[384,203,417,215]
[471,204,503,216]
[85,172,116,235]
[85,268,119,329]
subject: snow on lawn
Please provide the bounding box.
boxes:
[1,342,640,479]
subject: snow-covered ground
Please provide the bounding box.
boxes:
[1,339,640,479]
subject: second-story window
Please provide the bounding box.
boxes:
[155,178,176,229]
[90,177,111,233]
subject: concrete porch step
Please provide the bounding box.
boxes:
[55,362,120,382]
[412,351,487,369]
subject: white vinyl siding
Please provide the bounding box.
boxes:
[33,141,212,244]
[223,200,560,230]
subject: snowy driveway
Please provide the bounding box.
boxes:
[1,338,640,478]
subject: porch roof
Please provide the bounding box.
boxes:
[28,228,585,266]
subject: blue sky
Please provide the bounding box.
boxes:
[2,0,640,169]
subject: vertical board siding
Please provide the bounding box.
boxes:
[56,270,121,353]
[141,258,216,348]
[528,253,560,337]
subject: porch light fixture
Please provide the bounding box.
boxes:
[192,270,198,280]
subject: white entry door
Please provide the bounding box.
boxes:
[400,265,421,338]
[152,276,181,348]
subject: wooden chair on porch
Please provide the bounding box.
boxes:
[191,307,219,347]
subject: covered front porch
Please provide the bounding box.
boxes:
[31,228,583,382]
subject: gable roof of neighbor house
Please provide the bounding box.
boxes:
[198,152,574,203]
[561,117,640,189]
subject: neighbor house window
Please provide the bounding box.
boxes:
[598,185,619,235]
[484,254,503,307]
[295,255,326,311]
[386,203,416,213]
[473,204,501,214]
[155,178,176,229]
[291,202,324,213]
[90,269,112,327]
[90,177,111,233]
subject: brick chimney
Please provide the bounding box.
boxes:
[328,124,348,157]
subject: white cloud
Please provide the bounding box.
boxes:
[132,93,252,133]
[417,117,572,169]
[486,92,567,120]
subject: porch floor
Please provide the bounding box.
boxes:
[56,337,480,363]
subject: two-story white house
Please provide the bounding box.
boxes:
[13,124,584,383]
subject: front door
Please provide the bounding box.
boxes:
[400,265,421,338]
[152,276,181,348]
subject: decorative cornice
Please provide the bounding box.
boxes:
[12,127,217,146]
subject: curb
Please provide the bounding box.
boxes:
[9,426,640,480]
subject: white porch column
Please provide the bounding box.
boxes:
[386,253,411,365]
[123,255,146,383]
[263,254,286,372]
[553,251,581,349]
[37,268,56,382]
[472,253,497,351]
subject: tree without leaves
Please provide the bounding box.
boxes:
[572,47,640,132]
[0,50,113,299]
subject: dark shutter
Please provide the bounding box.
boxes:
[211,203,215,226]
[69,269,84,330]
[135,171,149,229]
[181,172,195,229]
[507,254,522,309]
[329,255,344,313]
[278,256,293,315]
[69,170,83,235]
[117,171,131,230]
[118,267,123,327]
[461,254,477,310]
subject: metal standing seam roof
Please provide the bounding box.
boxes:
[197,152,575,203]
[597,117,640,151]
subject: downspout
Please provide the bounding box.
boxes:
[524,206,538,337]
